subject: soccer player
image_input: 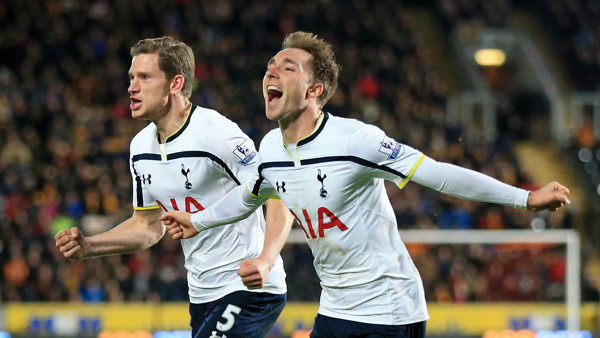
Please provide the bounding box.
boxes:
[160,32,571,338]
[54,37,293,338]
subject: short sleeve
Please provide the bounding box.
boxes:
[347,124,426,188]
[204,122,259,185]
[130,152,160,210]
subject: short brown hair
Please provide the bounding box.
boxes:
[130,36,195,98]
[281,31,340,108]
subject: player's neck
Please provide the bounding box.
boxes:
[280,107,322,144]
[155,98,191,143]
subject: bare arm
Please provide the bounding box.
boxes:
[259,199,294,268]
[238,199,294,289]
[55,208,165,259]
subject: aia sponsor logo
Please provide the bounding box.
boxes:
[290,207,348,239]
[156,197,204,213]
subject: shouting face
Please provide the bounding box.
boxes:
[263,48,317,124]
[127,53,171,121]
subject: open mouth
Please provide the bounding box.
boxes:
[130,98,142,110]
[267,85,283,105]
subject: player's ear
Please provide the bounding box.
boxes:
[170,74,185,94]
[307,82,324,99]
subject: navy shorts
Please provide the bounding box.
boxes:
[310,314,426,338]
[189,291,286,338]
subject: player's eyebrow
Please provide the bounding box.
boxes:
[129,71,150,78]
[267,57,300,67]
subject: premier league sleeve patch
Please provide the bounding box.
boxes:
[378,136,404,160]
[233,141,257,165]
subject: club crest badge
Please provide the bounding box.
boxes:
[317,169,328,198]
[181,164,192,190]
[233,142,257,165]
[378,136,404,160]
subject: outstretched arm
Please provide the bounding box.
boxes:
[238,199,293,289]
[410,157,570,211]
[55,208,165,259]
[161,184,268,239]
[526,181,570,211]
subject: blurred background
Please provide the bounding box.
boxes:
[0,0,599,337]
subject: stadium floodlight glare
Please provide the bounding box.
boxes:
[475,48,506,66]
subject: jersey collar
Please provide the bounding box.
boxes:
[295,111,329,147]
[158,104,196,144]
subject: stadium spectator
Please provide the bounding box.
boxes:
[0,0,587,310]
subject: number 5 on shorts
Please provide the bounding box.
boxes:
[216,304,242,331]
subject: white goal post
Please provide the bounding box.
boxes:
[286,229,581,331]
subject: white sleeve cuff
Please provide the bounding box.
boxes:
[515,189,530,210]
[190,206,213,231]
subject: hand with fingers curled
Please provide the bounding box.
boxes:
[54,227,89,259]
[160,211,198,239]
[167,222,184,240]
[238,257,271,290]
[527,181,571,212]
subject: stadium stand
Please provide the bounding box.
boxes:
[0,0,597,334]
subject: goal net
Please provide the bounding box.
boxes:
[285,228,581,332]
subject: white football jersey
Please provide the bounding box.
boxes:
[129,104,286,303]
[248,112,429,325]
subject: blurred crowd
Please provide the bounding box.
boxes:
[533,0,600,91]
[0,0,593,307]
[531,0,600,236]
